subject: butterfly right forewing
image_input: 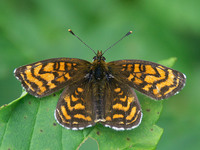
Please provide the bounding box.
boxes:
[108,60,186,100]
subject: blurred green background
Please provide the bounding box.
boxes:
[0,0,199,149]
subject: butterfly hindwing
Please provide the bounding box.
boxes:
[108,60,186,100]
[55,80,95,130]
[14,58,91,97]
[101,79,142,130]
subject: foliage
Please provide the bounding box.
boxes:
[0,58,177,150]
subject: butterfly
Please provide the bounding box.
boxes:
[14,29,186,130]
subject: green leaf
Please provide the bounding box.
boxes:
[158,57,177,68]
[0,58,176,150]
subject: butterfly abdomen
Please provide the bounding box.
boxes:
[91,81,105,122]
[90,61,109,121]
[91,64,106,122]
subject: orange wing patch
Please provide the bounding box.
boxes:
[126,107,137,120]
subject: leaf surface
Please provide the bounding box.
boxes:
[0,58,177,150]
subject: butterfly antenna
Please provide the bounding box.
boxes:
[68,29,97,55]
[102,31,132,55]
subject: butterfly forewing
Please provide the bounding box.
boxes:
[101,79,142,130]
[14,58,91,97]
[108,60,186,100]
[55,79,95,130]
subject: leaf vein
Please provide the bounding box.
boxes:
[27,100,40,150]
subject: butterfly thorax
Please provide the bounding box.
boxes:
[91,50,108,81]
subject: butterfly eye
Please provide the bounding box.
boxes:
[102,57,106,61]
[93,56,97,61]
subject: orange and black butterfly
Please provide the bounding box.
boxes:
[14,30,186,130]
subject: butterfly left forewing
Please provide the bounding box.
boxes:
[14,58,91,97]
[101,79,142,130]
[108,60,186,100]
[55,79,95,130]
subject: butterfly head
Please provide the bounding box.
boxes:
[93,50,106,62]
